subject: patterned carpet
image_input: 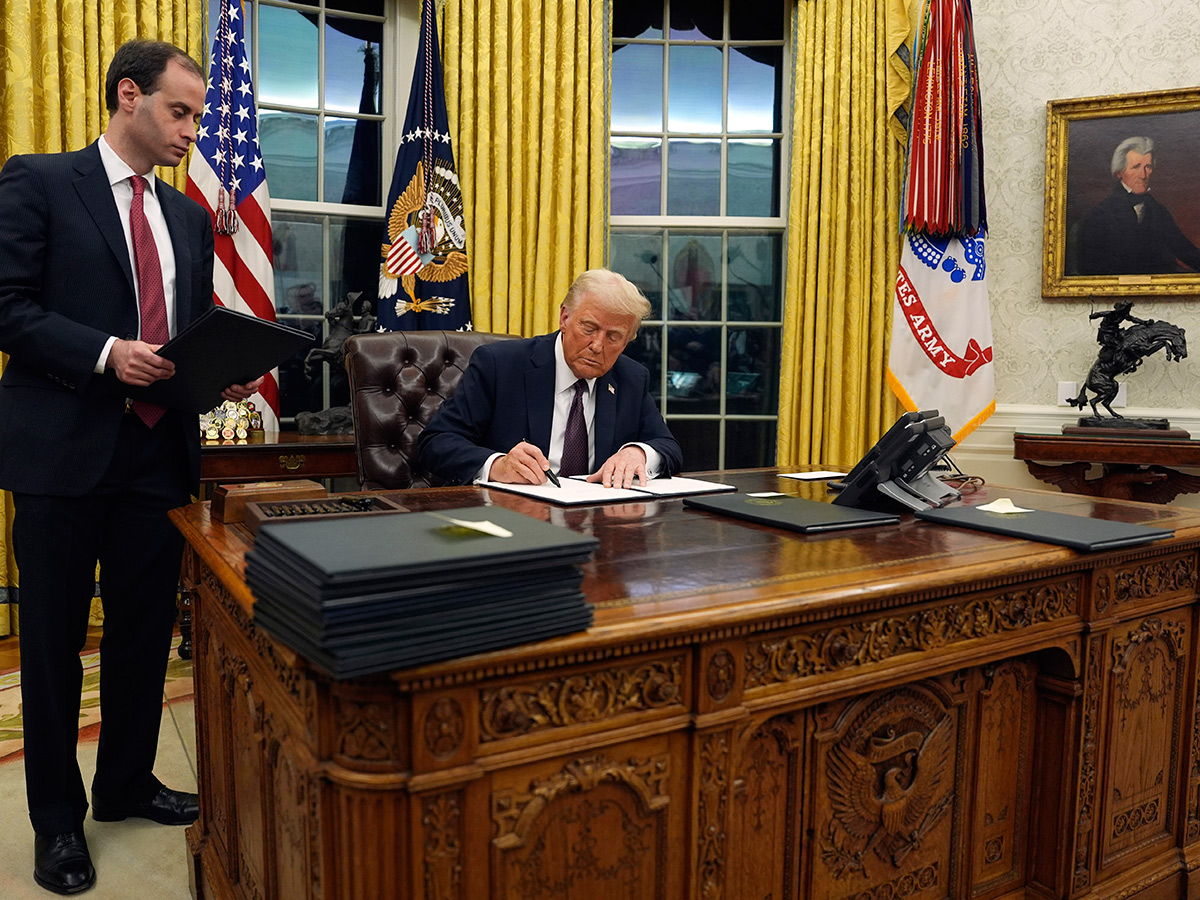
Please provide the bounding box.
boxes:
[0,636,194,764]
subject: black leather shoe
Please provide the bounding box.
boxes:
[91,786,199,826]
[33,829,95,894]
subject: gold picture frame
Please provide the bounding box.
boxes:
[1042,86,1200,298]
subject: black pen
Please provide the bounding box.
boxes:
[523,437,561,487]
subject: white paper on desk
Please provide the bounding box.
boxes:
[779,470,848,481]
[570,474,736,498]
[480,479,647,505]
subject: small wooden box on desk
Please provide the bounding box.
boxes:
[1014,429,1200,504]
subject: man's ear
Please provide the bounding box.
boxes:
[116,77,141,113]
[559,304,569,330]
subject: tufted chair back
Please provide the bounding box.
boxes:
[344,330,518,490]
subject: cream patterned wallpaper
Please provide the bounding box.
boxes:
[972,0,1200,412]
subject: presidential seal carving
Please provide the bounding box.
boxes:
[821,689,956,877]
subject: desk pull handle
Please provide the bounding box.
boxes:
[279,453,307,472]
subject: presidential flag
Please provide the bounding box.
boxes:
[377,0,471,331]
[887,0,994,442]
[186,0,280,428]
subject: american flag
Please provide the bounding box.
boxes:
[186,0,280,428]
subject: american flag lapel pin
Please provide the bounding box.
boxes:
[607,383,615,395]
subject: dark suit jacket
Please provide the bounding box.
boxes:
[417,332,683,484]
[1076,185,1200,275]
[0,141,214,495]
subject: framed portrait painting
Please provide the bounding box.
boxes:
[1042,86,1200,298]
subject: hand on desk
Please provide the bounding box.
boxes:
[489,440,554,484]
[587,444,647,490]
[108,338,174,386]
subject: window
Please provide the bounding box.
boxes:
[610,0,787,469]
[210,0,393,420]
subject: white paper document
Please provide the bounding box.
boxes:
[779,471,848,481]
[481,474,736,506]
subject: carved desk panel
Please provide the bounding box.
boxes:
[170,471,1200,900]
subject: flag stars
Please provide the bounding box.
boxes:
[234,128,248,145]
[232,152,245,170]
[237,80,252,97]
[235,105,250,121]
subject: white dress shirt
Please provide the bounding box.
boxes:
[94,134,179,373]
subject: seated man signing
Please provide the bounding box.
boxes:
[418,268,682,488]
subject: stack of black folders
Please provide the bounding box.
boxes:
[244,505,598,679]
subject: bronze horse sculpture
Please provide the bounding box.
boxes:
[1068,312,1187,418]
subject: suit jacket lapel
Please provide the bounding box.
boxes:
[524,334,557,450]
[594,371,618,462]
[73,143,136,298]
[158,183,195,329]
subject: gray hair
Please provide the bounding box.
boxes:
[1111,136,1154,176]
[562,268,652,325]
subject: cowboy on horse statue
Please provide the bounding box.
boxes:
[1068,299,1187,420]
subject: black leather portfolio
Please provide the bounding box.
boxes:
[915,504,1173,552]
[683,492,900,532]
[244,506,599,678]
[130,305,314,412]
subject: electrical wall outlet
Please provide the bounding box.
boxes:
[1056,381,1078,406]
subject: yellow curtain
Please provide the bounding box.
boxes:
[0,0,205,636]
[777,0,904,470]
[439,0,608,337]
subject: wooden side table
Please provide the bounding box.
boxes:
[178,432,359,657]
[1013,430,1200,504]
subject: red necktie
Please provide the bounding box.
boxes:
[559,379,589,477]
[129,174,169,428]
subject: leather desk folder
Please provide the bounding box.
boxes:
[915,504,1174,551]
[683,492,900,532]
[130,305,315,412]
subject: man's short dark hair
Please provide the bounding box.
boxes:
[104,40,204,112]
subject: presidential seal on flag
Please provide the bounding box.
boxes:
[378,158,467,315]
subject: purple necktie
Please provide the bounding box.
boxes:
[559,379,589,477]
[129,175,169,428]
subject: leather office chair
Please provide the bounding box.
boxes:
[343,330,517,490]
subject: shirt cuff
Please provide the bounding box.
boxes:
[95,336,118,375]
[474,452,505,484]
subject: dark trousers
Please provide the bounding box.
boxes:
[13,411,190,835]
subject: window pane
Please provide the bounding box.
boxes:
[612,2,663,40]
[260,111,319,201]
[273,215,326,418]
[326,24,383,113]
[666,139,720,215]
[258,4,318,108]
[668,46,723,133]
[727,327,780,415]
[725,419,777,468]
[611,232,665,319]
[623,329,664,405]
[331,216,384,333]
[666,323,720,414]
[669,0,722,40]
[728,46,781,133]
[667,234,722,321]
[612,44,663,132]
[727,233,782,321]
[668,419,719,471]
[323,115,381,204]
[612,139,662,216]
[727,139,778,217]
[729,0,785,40]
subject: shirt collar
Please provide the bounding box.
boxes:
[98,135,159,197]
[553,333,595,394]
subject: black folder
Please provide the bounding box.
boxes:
[129,305,314,412]
[683,492,900,533]
[915,505,1173,552]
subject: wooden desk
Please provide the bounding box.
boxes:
[200,431,357,486]
[1014,431,1200,504]
[172,472,1200,900]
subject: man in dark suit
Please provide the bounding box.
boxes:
[0,40,262,894]
[418,268,682,488]
[1076,135,1200,275]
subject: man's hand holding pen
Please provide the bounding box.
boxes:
[488,439,561,485]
